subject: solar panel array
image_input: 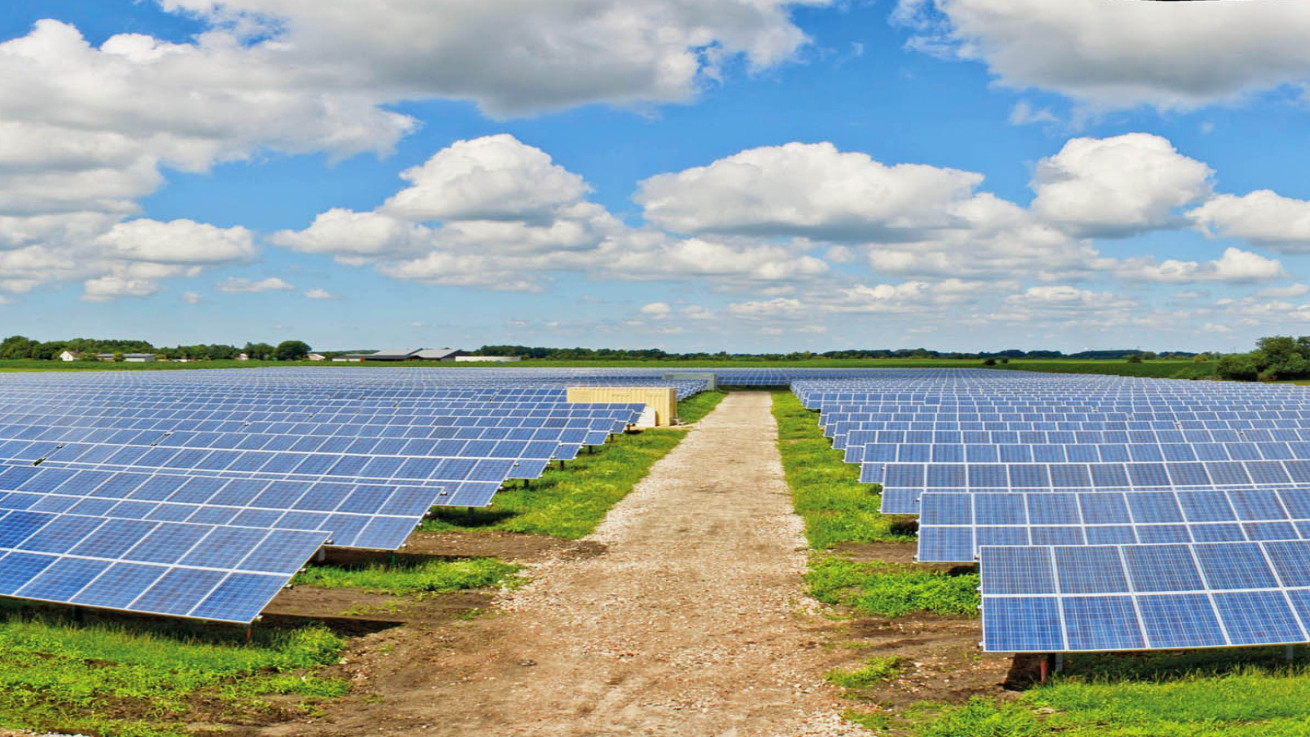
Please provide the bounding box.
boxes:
[0,368,707,623]
[793,368,1310,654]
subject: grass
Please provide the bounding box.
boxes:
[772,390,912,548]
[807,557,979,618]
[772,390,980,620]
[827,655,908,690]
[0,606,346,737]
[293,557,523,597]
[422,389,726,538]
[887,648,1310,737]
[995,358,1216,380]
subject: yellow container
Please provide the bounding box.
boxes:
[566,387,678,427]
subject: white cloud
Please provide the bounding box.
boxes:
[1258,284,1310,300]
[599,236,830,282]
[277,135,833,290]
[0,1,830,299]
[635,141,983,239]
[216,276,295,293]
[1008,101,1056,126]
[640,302,672,318]
[382,135,590,224]
[181,291,203,304]
[93,219,255,265]
[160,0,828,117]
[867,193,1101,280]
[1116,247,1285,284]
[82,274,163,302]
[303,288,339,299]
[727,297,805,319]
[1029,134,1212,237]
[1190,190,1310,252]
[895,0,1310,110]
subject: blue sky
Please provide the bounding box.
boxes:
[5,0,1310,353]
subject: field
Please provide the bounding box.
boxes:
[0,357,1217,380]
[0,371,1303,736]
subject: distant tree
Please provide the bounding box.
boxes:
[77,352,100,362]
[244,342,275,361]
[982,358,996,366]
[0,335,37,359]
[1216,353,1260,381]
[999,357,1009,364]
[112,352,125,362]
[1126,354,1144,364]
[274,340,311,361]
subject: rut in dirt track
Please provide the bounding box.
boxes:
[269,391,868,737]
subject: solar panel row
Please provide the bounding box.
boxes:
[0,368,707,623]
[793,368,1310,654]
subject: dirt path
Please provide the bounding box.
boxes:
[266,391,869,737]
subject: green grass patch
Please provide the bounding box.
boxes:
[994,358,1216,380]
[773,391,978,619]
[423,429,682,538]
[772,390,912,549]
[676,389,726,423]
[807,556,979,618]
[420,392,724,538]
[293,557,522,597]
[0,608,346,737]
[910,661,1310,737]
[827,655,908,690]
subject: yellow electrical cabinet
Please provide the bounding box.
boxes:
[565,387,678,427]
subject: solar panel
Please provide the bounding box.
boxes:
[980,541,1310,652]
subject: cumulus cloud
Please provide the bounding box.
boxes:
[1116,248,1285,284]
[636,141,983,240]
[216,276,295,293]
[1190,190,1310,252]
[160,0,828,117]
[895,0,1310,110]
[867,193,1101,280]
[93,219,256,265]
[0,2,828,299]
[276,135,833,290]
[1029,134,1212,238]
[303,288,339,299]
[82,274,163,302]
[382,135,590,224]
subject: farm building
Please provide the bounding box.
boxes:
[454,355,523,363]
[336,348,466,362]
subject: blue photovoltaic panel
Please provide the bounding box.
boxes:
[791,367,1310,653]
[980,541,1310,652]
[0,509,327,623]
[916,488,1310,563]
[0,367,697,622]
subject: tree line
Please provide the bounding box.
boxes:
[0,336,312,362]
[1216,336,1310,382]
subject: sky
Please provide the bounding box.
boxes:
[4,1,1310,354]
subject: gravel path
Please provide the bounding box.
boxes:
[269,391,870,736]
